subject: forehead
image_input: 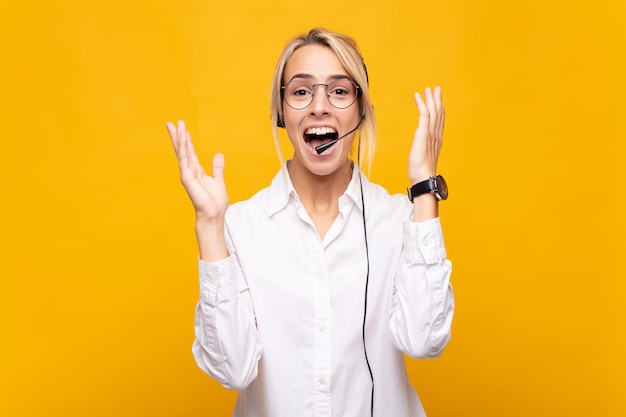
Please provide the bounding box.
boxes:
[283,44,349,82]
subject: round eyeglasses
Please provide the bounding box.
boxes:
[281,79,361,110]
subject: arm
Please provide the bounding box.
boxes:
[166,121,262,389]
[192,253,263,390]
[166,120,229,262]
[409,87,445,221]
[389,88,454,358]
[389,218,454,359]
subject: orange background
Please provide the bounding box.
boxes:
[1,1,624,416]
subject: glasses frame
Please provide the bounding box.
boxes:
[280,80,362,111]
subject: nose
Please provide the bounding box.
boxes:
[309,84,331,117]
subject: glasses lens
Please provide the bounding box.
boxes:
[283,81,313,110]
[283,80,358,110]
[327,80,358,109]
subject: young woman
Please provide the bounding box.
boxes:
[167,27,454,417]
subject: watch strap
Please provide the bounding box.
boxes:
[407,178,434,202]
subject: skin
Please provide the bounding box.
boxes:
[166,44,445,261]
[281,45,363,238]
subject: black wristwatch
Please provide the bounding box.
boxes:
[407,175,448,202]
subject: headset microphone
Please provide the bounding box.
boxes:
[315,115,364,155]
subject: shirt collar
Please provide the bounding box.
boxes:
[267,162,293,216]
[343,161,364,212]
[267,161,364,217]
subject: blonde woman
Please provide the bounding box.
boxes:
[167,27,454,417]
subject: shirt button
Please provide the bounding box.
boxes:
[318,324,326,332]
[317,272,324,280]
[319,377,326,385]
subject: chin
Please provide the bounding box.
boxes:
[303,153,352,178]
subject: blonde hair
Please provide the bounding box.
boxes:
[270,28,376,172]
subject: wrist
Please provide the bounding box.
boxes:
[409,173,435,185]
[408,166,436,185]
[407,175,448,202]
[411,194,439,222]
[195,218,225,242]
[195,219,229,262]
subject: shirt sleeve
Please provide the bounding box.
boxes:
[192,254,263,391]
[389,217,455,359]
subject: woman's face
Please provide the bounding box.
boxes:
[282,44,361,177]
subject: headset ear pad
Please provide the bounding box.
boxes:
[355,84,366,122]
[276,85,286,128]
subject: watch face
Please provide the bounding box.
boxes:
[436,175,448,200]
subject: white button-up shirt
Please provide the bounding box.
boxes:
[193,163,454,417]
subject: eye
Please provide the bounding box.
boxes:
[329,82,355,97]
[293,88,310,97]
[286,81,313,98]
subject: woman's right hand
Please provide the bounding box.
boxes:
[166,120,229,227]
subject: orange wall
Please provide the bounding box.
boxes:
[1,1,624,416]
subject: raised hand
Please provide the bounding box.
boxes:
[408,87,445,221]
[409,87,445,184]
[166,120,229,261]
[166,120,229,224]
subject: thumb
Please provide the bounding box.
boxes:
[212,153,225,181]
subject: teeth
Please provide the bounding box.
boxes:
[305,127,336,135]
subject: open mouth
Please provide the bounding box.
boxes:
[304,127,338,150]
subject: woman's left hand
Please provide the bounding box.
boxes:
[408,86,445,184]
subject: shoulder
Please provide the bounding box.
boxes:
[225,167,288,221]
[226,186,272,220]
[362,178,412,217]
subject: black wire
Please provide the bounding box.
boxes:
[357,139,374,417]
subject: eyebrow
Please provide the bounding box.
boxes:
[286,73,352,84]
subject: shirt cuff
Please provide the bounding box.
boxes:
[198,256,239,305]
[404,217,447,265]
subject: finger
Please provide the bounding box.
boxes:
[166,121,176,136]
[184,129,203,168]
[212,153,225,181]
[433,86,443,114]
[438,106,445,140]
[433,87,445,137]
[414,91,429,123]
[424,87,438,132]
[166,122,179,155]
[177,121,190,169]
[177,120,187,145]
